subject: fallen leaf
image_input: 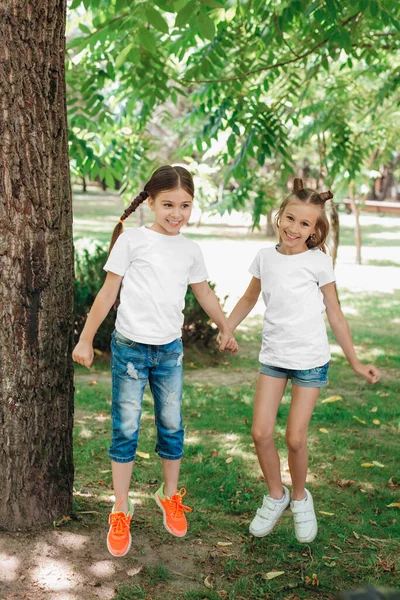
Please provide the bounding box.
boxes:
[372,461,385,468]
[321,395,343,404]
[334,478,356,488]
[373,419,380,425]
[225,457,233,464]
[324,561,336,567]
[204,576,214,589]
[312,573,319,587]
[370,406,378,412]
[361,463,375,467]
[136,451,150,459]
[387,477,399,489]
[319,511,335,516]
[319,428,329,434]
[217,542,233,546]
[386,503,400,508]
[127,565,143,576]
[93,349,103,356]
[353,416,366,424]
[263,571,285,580]
[211,450,218,458]
[88,380,97,386]
[54,515,71,527]
[353,531,360,539]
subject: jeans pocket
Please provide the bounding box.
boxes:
[114,330,136,348]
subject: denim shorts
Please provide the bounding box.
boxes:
[259,361,330,388]
[109,330,184,463]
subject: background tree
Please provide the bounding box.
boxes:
[0,0,74,529]
[66,0,400,233]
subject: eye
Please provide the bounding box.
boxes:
[287,216,293,221]
[163,203,172,207]
[182,204,190,209]
[302,222,310,227]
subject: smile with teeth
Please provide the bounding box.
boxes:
[285,231,299,240]
[167,219,181,226]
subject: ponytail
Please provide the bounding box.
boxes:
[108,190,149,255]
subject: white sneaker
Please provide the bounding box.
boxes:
[249,486,290,537]
[290,489,318,543]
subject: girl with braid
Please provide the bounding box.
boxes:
[220,179,380,543]
[73,165,238,556]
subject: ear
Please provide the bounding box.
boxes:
[147,196,154,211]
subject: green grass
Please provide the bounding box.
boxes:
[72,288,400,600]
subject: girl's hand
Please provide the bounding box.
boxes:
[216,331,239,353]
[72,340,94,369]
[353,362,381,384]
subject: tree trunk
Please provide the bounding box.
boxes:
[265,208,275,237]
[0,0,74,530]
[329,197,340,267]
[349,187,362,265]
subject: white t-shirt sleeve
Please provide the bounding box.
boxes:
[103,232,132,277]
[249,250,261,279]
[318,254,336,287]
[188,244,208,284]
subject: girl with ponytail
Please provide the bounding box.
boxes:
[220,178,380,544]
[73,165,238,557]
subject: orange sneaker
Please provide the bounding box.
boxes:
[107,497,134,557]
[154,484,192,537]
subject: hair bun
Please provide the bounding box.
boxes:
[139,190,149,200]
[320,190,334,202]
[293,178,304,192]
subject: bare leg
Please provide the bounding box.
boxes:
[252,374,288,499]
[162,458,182,497]
[111,460,134,513]
[286,385,320,501]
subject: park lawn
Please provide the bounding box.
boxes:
[72,289,400,600]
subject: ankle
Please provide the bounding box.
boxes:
[291,490,307,502]
[269,487,285,500]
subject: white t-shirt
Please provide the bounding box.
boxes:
[249,245,335,370]
[104,226,208,345]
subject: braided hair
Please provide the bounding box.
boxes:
[275,178,334,253]
[109,165,194,254]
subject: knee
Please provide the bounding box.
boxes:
[251,427,274,447]
[285,431,306,453]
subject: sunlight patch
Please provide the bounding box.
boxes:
[89,560,115,578]
[53,531,88,551]
[0,553,19,581]
[78,427,92,439]
[185,434,201,445]
[31,559,77,591]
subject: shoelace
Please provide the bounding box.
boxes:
[109,496,131,536]
[169,488,193,518]
[109,511,130,536]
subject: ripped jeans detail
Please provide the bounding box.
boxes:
[109,331,184,463]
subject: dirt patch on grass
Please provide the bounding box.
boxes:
[0,510,220,600]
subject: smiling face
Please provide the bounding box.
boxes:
[148,187,193,236]
[278,201,320,254]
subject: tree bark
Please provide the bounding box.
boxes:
[265,208,275,237]
[0,0,74,529]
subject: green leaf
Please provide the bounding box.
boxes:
[198,11,216,40]
[175,0,196,28]
[145,7,169,34]
[138,28,157,53]
[78,23,91,34]
[69,0,82,8]
[115,43,134,68]
[369,1,379,17]
[200,0,224,7]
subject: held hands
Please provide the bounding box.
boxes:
[352,362,381,384]
[216,330,239,353]
[72,340,94,369]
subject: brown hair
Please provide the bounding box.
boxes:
[108,165,194,254]
[275,178,334,253]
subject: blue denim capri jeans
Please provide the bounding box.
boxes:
[259,362,330,388]
[109,330,184,463]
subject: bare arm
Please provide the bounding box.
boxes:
[190,280,238,352]
[226,276,262,331]
[72,271,123,368]
[321,282,380,384]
